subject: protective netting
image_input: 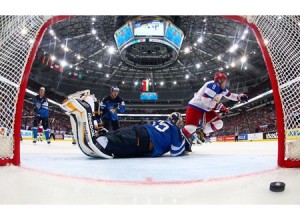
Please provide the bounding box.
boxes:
[0,15,299,166]
[245,16,300,162]
[0,16,50,161]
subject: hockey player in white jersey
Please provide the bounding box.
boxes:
[181,72,248,141]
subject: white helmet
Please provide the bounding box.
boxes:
[167,112,183,128]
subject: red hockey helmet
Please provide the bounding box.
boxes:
[214,72,227,82]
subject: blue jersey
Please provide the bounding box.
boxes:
[144,120,186,157]
[100,95,125,121]
[33,95,49,118]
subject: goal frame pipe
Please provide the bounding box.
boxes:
[2,16,293,167]
[225,16,292,167]
[0,16,71,166]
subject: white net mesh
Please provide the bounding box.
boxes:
[0,16,50,161]
[0,15,299,166]
[245,16,300,162]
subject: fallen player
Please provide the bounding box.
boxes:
[61,90,191,159]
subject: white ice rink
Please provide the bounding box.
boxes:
[1,140,300,204]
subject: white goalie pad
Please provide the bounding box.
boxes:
[61,92,113,159]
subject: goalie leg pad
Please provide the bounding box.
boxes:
[62,97,113,159]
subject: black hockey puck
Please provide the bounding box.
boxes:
[269,181,285,192]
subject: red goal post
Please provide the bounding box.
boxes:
[0,15,299,167]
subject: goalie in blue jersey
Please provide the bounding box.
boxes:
[61,90,191,159]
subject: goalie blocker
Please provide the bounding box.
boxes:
[61,90,191,159]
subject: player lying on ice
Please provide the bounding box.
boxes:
[61,90,192,159]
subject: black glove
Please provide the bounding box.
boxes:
[238,94,249,103]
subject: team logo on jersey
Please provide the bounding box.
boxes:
[36,103,41,109]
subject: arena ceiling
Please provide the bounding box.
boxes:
[33,16,268,93]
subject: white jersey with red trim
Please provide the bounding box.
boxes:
[188,80,239,112]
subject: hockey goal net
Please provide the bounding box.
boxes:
[0,15,299,167]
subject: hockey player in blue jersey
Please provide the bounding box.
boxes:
[61,92,191,159]
[94,112,189,158]
[100,86,125,131]
[32,87,51,144]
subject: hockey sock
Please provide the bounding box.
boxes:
[32,127,38,138]
[44,129,50,140]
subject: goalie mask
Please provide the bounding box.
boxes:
[167,112,183,128]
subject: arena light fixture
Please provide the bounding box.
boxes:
[134,81,138,85]
[160,81,164,86]
[49,29,54,35]
[217,55,221,60]
[98,63,103,68]
[230,61,236,67]
[196,63,201,69]
[185,74,189,79]
[264,39,269,45]
[197,37,203,43]
[240,56,247,63]
[76,55,81,60]
[106,74,109,78]
[108,46,115,54]
[60,60,67,67]
[173,81,177,85]
[20,28,27,36]
[203,77,206,81]
[92,17,96,22]
[184,47,190,54]
[91,29,97,35]
[50,55,56,61]
[229,44,238,53]
[122,81,125,84]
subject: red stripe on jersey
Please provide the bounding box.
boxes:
[203,93,212,99]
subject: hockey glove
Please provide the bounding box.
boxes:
[238,94,249,103]
[215,103,229,113]
[110,108,116,114]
